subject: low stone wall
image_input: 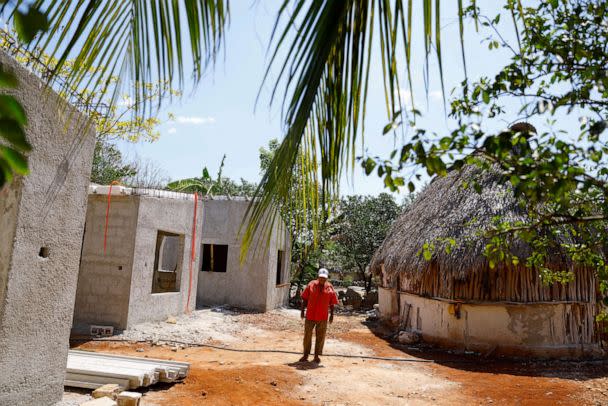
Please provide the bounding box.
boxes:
[378,287,603,358]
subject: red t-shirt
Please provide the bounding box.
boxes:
[301,280,339,321]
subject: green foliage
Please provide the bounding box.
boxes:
[361,1,608,311]
[0,29,176,144]
[332,194,402,279]
[0,0,226,190]
[90,139,137,185]
[0,5,48,188]
[246,0,460,259]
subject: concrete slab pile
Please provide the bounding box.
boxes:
[66,350,189,390]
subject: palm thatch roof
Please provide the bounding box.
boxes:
[370,163,575,282]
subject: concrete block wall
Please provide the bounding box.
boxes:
[0,51,96,405]
[265,217,291,311]
[126,196,202,326]
[73,193,202,330]
[197,199,290,311]
[73,195,139,330]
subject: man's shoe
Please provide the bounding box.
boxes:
[312,356,321,364]
[298,356,309,362]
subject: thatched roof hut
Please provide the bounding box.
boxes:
[371,159,603,358]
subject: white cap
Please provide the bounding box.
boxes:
[318,268,329,279]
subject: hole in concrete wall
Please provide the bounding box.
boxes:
[38,247,49,258]
[152,231,184,293]
[118,266,123,270]
[201,244,228,273]
[276,250,284,285]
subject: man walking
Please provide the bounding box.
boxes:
[299,268,339,363]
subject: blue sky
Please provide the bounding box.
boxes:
[115,1,518,198]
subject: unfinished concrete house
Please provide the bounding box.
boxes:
[371,162,604,358]
[72,186,203,331]
[0,51,96,405]
[197,197,290,311]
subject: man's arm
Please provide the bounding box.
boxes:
[301,299,307,319]
[300,284,310,319]
[329,289,338,323]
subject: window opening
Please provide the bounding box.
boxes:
[276,250,284,285]
[201,244,228,273]
[152,231,183,293]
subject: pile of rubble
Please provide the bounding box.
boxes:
[337,286,378,310]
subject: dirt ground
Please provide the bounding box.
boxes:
[65,308,608,405]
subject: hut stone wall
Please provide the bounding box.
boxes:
[379,287,601,357]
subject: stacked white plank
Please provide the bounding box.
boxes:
[66,350,190,390]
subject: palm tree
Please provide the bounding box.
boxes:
[1,0,505,251]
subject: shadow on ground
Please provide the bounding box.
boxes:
[286,361,325,371]
[359,318,608,381]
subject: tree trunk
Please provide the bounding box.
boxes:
[357,263,372,293]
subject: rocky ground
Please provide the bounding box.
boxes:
[63,307,608,405]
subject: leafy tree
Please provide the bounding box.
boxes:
[257,138,330,287]
[90,139,136,185]
[332,194,401,291]
[362,1,608,305]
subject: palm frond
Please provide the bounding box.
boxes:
[244,0,445,258]
[10,0,228,116]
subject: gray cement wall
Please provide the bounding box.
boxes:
[127,196,202,326]
[73,195,140,330]
[73,193,202,330]
[265,219,291,310]
[197,199,290,311]
[0,51,95,405]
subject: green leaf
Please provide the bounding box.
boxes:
[423,248,432,261]
[0,119,31,151]
[590,121,607,136]
[0,156,14,185]
[14,9,49,43]
[0,67,18,88]
[383,122,394,135]
[482,89,490,104]
[0,96,27,125]
[408,181,415,193]
[0,146,29,175]
[364,158,376,175]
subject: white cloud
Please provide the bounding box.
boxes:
[394,88,413,108]
[429,90,443,101]
[175,116,216,125]
[167,127,177,134]
[393,88,444,109]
